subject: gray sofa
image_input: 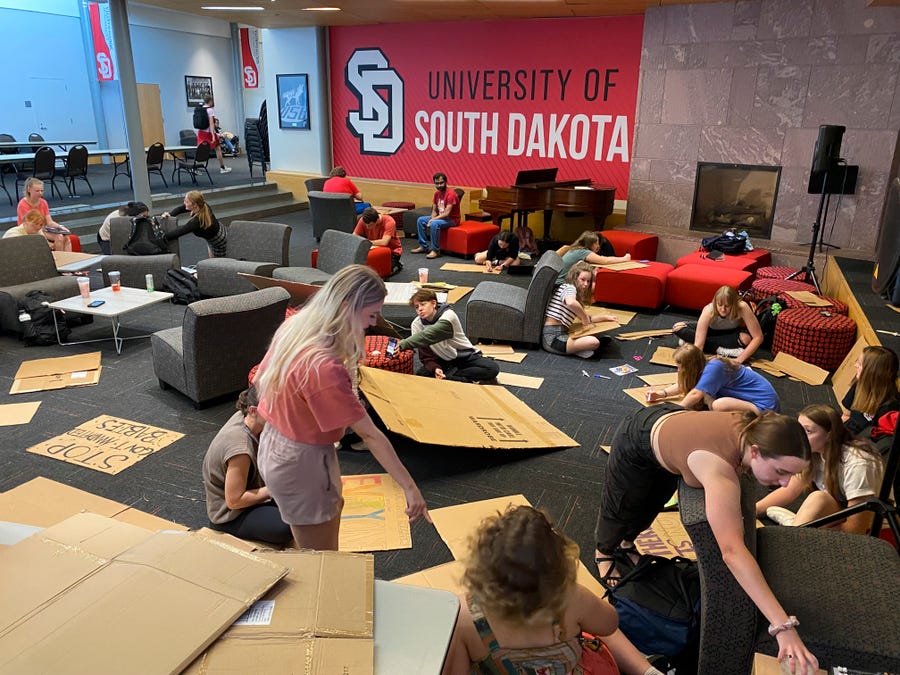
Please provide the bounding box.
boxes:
[0,235,79,334]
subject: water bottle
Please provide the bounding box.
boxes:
[145,274,155,292]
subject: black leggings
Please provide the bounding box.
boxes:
[209,502,293,546]
[595,403,684,554]
[420,352,500,383]
[674,323,744,353]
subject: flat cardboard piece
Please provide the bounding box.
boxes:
[616,329,673,341]
[496,372,544,389]
[637,372,679,386]
[750,359,787,377]
[751,652,825,675]
[429,495,605,599]
[411,281,474,304]
[0,401,41,426]
[650,346,677,367]
[887,304,900,314]
[10,352,102,394]
[394,560,465,596]
[26,415,184,475]
[634,512,696,560]
[359,366,576,449]
[52,251,100,267]
[185,550,374,675]
[771,352,829,385]
[475,343,514,355]
[440,262,497,274]
[587,305,636,324]
[339,474,412,552]
[832,336,869,410]
[238,272,319,305]
[0,476,189,531]
[595,260,649,271]
[784,290,832,307]
[623,386,681,407]
[487,352,527,363]
[0,513,287,675]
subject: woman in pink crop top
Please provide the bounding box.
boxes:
[254,265,429,550]
[594,404,818,673]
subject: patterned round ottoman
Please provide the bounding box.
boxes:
[756,266,802,280]
[771,307,857,371]
[364,334,414,374]
[779,293,849,315]
[748,278,816,303]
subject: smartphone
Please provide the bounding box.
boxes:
[385,338,399,357]
[88,300,106,307]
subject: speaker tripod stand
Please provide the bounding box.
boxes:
[786,170,841,293]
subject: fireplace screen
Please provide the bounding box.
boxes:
[690,162,781,239]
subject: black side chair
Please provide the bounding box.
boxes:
[0,133,19,205]
[16,146,63,201]
[146,142,168,188]
[178,130,197,160]
[27,132,45,153]
[173,141,213,186]
[60,144,93,197]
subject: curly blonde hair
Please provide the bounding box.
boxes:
[462,506,578,628]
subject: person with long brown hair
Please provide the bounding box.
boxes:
[842,346,899,451]
[542,261,618,359]
[758,404,883,533]
[555,230,631,285]
[161,190,227,257]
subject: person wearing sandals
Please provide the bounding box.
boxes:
[594,406,819,672]
[646,343,780,414]
[442,505,666,675]
[757,404,883,533]
[671,285,763,361]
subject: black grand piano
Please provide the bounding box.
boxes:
[480,168,615,241]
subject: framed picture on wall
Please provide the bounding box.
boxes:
[276,73,310,129]
[185,75,213,107]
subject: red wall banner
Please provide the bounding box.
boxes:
[89,2,116,81]
[329,16,643,198]
[239,28,260,89]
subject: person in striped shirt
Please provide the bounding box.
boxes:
[542,261,617,359]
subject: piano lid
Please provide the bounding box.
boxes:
[514,168,558,186]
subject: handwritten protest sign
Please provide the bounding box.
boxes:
[338,474,412,552]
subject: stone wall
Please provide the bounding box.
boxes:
[627,0,900,259]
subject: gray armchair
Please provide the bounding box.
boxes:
[0,235,79,334]
[465,251,563,346]
[273,229,369,286]
[151,287,290,407]
[195,220,291,297]
[679,476,900,674]
[304,177,326,194]
[101,216,181,290]
[307,190,357,241]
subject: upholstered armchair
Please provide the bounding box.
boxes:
[465,251,563,347]
[101,216,181,291]
[151,287,290,407]
[307,190,357,241]
[679,476,900,674]
[195,220,291,297]
[273,229,369,286]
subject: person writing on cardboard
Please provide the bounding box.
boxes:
[353,206,403,276]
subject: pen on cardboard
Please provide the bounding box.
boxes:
[593,373,611,379]
[582,369,590,377]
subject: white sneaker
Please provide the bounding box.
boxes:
[575,349,594,359]
[766,506,796,526]
[716,346,742,358]
[677,338,686,346]
[220,167,232,174]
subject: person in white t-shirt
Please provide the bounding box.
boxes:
[97,201,148,254]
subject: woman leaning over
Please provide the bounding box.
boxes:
[253,265,429,550]
[672,285,763,362]
[161,190,227,257]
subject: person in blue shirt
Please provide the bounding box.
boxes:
[646,343,779,413]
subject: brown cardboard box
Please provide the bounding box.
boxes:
[359,366,577,449]
[184,550,375,675]
[10,352,102,394]
[0,513,287,674]
[751,653,824,675]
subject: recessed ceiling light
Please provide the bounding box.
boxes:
[201,6,265,10]
[302,7,341,11]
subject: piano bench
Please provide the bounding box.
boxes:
[665,263,754,312]
[439,221,500,258]
[676,248,771,273]
[602,230,659,261]
[593,260,672,310]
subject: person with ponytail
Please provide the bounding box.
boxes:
[161,189,227,257]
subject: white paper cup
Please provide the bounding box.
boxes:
[418,268,428,283]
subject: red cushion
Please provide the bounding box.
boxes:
[366,246,392,278]
[779,293,848,315]
[665,264,753,312]
[593,261,672,309]
[439,221,500,256]
[772,307,857,371]
[381,201,416,210]
[602,230,658,261]
[364,335,414,374]
[676,250,757,271]
[748,278,816,303]
[756,266,802,280]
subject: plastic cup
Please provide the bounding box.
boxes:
[109,270,121,292]
[77,277,91,304]
[418,268,428,284]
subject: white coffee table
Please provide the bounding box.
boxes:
[49,286,174,354]
[384,282,448,305]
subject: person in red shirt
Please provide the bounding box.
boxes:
[353,207,402,275]
[323,166,370,214]
[412,172,460,259]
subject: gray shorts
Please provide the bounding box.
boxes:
[257,425,343,526]
[541,324,569,354]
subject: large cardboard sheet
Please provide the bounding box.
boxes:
[359,367,576,449]
[771,352,829,385]
[440,262,496,273]
[0,402,40,426]
[339,474,412,552]
[10,352,102,394]
[623,386,681,407]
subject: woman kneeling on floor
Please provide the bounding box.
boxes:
[399,289,499,384]
[646,343,780,413]
[542,261,617,359]
[672,285,762,362]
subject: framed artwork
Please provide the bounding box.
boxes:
[276,73,310,129]
[185,75,213,107]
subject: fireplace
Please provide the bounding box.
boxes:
[690,162,781,239]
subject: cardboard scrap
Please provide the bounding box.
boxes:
[0,476,189,531]
[339,474,412,552]
[888,304,900,314]
[784,290,832,307]
[637,372,679,386]
[650,346,677,367]
[616,329,673,341]
[587,305,636,325]
[359,367,576,449]
[750,359,787,377]
[751,653,825,675]
[771,352,829,386]
[10,352,102,395]
[0,401,41,427]
[184,550,375,675]
[475,344,514,355]
[239,272,319,305]
[594,260,649,271]
[623,386,681,407]
[569,320,621,338]
[487,353,528,363]
[496,372,544,389]
[394,560,465,596]
[26,415,184,475]
[440,262,497,274]
[634,512,695,560]
[446,286,474,304]
[0,513,288,675]
[832,336,869,409]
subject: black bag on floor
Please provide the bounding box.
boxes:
[163,269,200,305]
[124,215,168,256]
[18,290,69,346]
[753,295,783,348]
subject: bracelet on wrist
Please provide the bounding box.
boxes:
[768,615,799,636]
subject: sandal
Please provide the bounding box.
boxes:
[594,550,622,589]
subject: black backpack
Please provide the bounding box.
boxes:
[163,269,200,305]
[18,290,70,347]
[701,230,747,255]
[124,216,168,256]
[192,104,208,130]
[754,295,783,347]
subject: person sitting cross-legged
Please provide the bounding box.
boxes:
[474,230,520,272]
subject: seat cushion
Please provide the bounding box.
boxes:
[602,230,659,261]
[755,265,802,280]
[748,278,817,304]
[771,307,857,371]
[593,261,672,309]
[439,221,500,257]
[364,335,414,374]
[676,249,770,272]
[665,264,754,312]
[273,266,332,286]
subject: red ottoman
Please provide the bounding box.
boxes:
[382,201,415,210]
[602,230,659,261]
[593,261,673,310]
[756,266,802,280]
[665,264,753,311]
[381,201,415,234]
[439,220,500,258]
[676,250,757,272]
[364,334,414,374]
[748,278,816,304]
[772,307,857,371]
[779,293,848,315]
[366,246,392,278]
